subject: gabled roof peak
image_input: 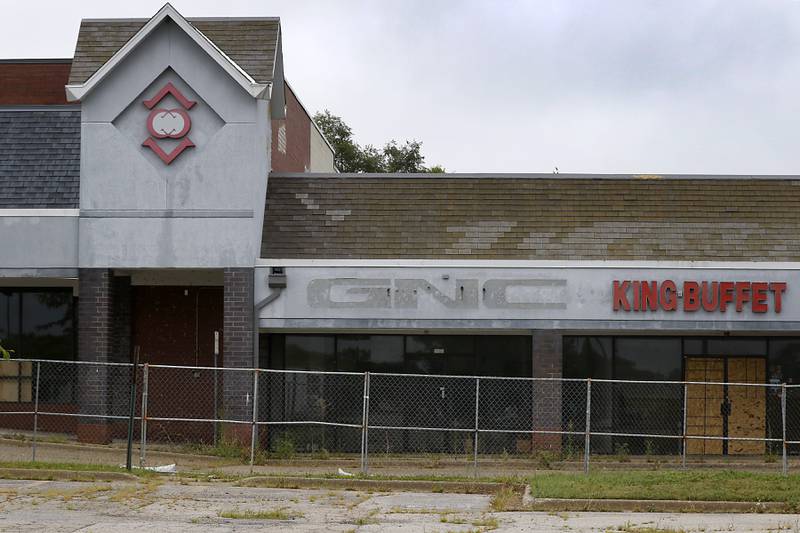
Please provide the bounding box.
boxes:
[66,3,280,102]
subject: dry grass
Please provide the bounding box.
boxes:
[218,507,302,520]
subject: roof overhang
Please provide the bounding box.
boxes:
[65,3,271,102]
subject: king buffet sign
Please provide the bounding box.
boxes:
[258,266,797,323]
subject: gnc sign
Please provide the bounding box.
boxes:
[612,280,787,313]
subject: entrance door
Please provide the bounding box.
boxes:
[685,357,766,455]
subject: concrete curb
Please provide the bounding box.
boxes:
[0,468,138,482]
[521,494,793,514]
[237,475,520,494]
[0,437,230,466]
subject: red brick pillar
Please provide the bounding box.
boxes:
[532,330,562,452]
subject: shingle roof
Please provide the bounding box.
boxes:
[68,18,280,85]
[0,107,80,208]
[261,174,800,261]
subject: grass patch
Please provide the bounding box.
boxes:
[0,461,156,478]
[608,524,687,533]
[530,471,800,507]
[219,507,302,520]
[471,515,499,529]
[350,509,379,525]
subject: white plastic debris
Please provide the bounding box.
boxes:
[337,467,354,477]
[122,463,177,473]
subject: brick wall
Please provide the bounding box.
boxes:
[0,61,71,105]
[77,268,114,443]
[270,82,311,172]
[532,330,563,452]
[223,268,254,439]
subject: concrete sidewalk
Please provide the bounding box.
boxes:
[0,478,798,532]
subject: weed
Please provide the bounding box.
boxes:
[490,486,518,511]
[614,442,631,462]
[219,507,302,520]
[644,439,655,457]
[351,509,379,525]
[472,514,500,529]
[272,434,296,459]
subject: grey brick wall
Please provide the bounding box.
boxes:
[532,330,562,451]
[223,268,254,424]
[77,268,114,442]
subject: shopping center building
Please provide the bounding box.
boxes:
[1,4,799,454]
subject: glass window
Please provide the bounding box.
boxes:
[284,335,335,371]
[769,339,800,385]
[20,291,73,360]
[0,289,75,403]
[683,338,703,356]
[706,338,767,356]
[405,335,475,375]
[562,337,612,379]
[614,337,682,381]
[0,291,20,354]
[476,336,531,377]
[336,335,404,372]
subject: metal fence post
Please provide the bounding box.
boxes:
[31,362,41,462]
[360,372,370,475]
[584,379,591,474]
[782,384,788,476]
[250,369,259,473]
[682,382,688,469]
[473,377,480,478]
[139,363,149,467]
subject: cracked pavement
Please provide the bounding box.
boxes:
[0,479,798,532]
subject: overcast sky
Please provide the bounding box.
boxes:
[2,0,800,174]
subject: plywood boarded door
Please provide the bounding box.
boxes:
[685,358,724,455]
[727,358,766,455]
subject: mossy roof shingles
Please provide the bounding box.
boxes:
[68,18,279,85]
[261,174,800,261]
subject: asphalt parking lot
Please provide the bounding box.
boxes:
[0,478,798,532]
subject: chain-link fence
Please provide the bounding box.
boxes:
[1,358,798,476]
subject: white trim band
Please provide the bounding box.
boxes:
[0,209,79,217]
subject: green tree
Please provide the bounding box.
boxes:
[313,110,444,173]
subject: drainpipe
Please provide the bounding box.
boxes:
[249,268,285,455]
[252,267,287,368]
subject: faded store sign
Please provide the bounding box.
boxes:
[307,278,568,309]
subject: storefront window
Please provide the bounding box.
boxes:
[405,335,475,375]
[768,339,800,385]
[562,337,612,379]
[614,337,681,381]
[0,289,75,404]
[284,335,335,371]
[336,335,404,372]
[706,338,767,357]
[476,336,532,377]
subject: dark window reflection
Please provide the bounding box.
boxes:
[0,288,75,403]
[707,338,767,356]
[615,337,681,381]
[284,335,335,371]
[563,337,612,379]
